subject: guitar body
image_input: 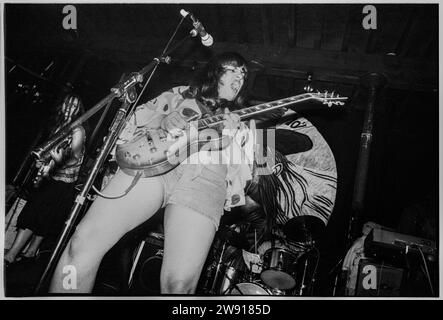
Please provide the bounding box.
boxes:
[115,92,347,178]
[115,127,230,177]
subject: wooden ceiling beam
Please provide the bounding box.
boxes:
[215,6,227,42]
[239,5,249,43]
[260,5,271,46]
[340,6,352,52]
[288,5,297,47]
[316,12,325,50]
[10,36,437,92]
[207,42,437,92]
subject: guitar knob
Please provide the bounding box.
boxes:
[150,147,157,153]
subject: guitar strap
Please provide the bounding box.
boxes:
[93,170,143,200]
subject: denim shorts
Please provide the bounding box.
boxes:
[161,163,228,229]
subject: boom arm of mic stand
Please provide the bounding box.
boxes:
[31,58,165,160]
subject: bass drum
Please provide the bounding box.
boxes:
[227,282,271,295]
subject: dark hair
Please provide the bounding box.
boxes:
[248,148,307,234]
[47,93,85,136]
[186,52,248,110]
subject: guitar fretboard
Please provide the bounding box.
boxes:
[197,93,313,129]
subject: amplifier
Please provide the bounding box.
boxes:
[364,228,437,263]
[355,258,404,296]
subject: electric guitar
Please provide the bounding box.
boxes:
[32,137,72,187]
[115,91,348,177]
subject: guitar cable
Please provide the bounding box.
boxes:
[416,246,435,296]
[92,170,143,199]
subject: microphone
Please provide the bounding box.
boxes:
[180,9,213,47]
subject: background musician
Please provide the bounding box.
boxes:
[4,94,86,268]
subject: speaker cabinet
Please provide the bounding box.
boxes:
[355,258,404,296]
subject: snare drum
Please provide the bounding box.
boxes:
[228,282,271,295]
[260,247,300,290]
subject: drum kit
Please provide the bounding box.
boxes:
[196,216,324,296]
[127,216,323,296]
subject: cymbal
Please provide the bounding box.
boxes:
[282,216,325,243]
[216,226,249,250]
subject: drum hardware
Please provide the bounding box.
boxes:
[298,257,309,295]
[128,239,147,288]
[292,245,320,296]
[208,239,228,294]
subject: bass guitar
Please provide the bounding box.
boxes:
[115,91,347,178]
[32,137,72,187]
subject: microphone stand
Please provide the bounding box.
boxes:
[33,74,144,295]
[33,32,196,295]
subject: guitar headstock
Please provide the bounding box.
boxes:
[308,90,348,107]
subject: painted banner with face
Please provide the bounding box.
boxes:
[272,113,338,226]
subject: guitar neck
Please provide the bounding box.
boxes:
[197,93,313,129]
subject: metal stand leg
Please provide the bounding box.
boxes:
[127,240,146,288]
[209,241,227,295]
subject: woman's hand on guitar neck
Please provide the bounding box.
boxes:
[222,108,241,131]
[50,148,65,164]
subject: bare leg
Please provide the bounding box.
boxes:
[4,228,34,263]
[49,170,165,293]
[160,204,217,294]
[22,235,44,258]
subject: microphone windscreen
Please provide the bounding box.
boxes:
[180,9,190,17]
[201,34,214,47]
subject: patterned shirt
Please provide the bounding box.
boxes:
[116,86,254,210]
[51,126,86,184]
